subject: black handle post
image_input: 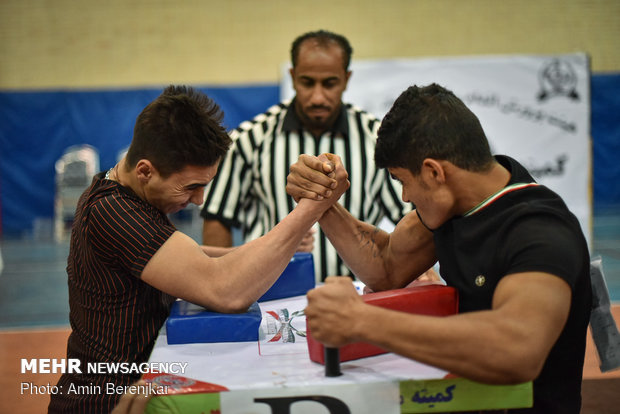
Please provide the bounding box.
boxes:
[324,347,342,377]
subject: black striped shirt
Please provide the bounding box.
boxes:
[201,100,409,281]
[49,173,176,414]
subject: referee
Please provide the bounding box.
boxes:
[201,30,409,281]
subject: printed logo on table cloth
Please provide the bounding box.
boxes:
[258,307,307,356]
[263,309,306,343]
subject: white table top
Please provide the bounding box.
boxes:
[149,295,448,391]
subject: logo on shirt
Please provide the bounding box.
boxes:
[475,275,486,287]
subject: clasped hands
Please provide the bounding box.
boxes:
[287,153,350,204]
[288,154,363,348]
[288,153,349,252]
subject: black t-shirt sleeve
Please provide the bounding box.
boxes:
[500,211,584,289]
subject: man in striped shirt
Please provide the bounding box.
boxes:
[201,30,409,281]
[48,85,348,413]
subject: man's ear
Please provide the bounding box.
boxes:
[421,159,446,185]
[289,67,296,89]
[343,70,352,90]
[136,159,155,183]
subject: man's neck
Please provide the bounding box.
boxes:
[454,161,511,216]
[307,126,328,139]
[114,158,145,201]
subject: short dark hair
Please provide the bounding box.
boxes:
[375,84,494,175]
[291,30,353,70]
[126,85,232,178]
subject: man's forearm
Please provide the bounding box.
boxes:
[349,271,572,384]
[308,274,562,385]
[352,300,538,384]
[320,205,437,290]
[319,203,393,286]
[220,198,327,303]
[170,199,327,313]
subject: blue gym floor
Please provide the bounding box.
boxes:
[1,211,619,330]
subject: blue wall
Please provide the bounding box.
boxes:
[591,74,620,213]
[1,76,619,238]
[0,85,279,238]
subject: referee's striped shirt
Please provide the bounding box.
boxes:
[202,99,410,281]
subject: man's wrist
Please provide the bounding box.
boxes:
[296,198,329,222]
[318,203,340,223]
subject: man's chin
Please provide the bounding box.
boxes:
[306,117,330,130]
[166,206,185,215]
[303,110,330,123]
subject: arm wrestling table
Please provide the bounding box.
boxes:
[144,291,532,414]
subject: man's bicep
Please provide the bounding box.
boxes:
[493,272,571,355]
[142,231,213,303]
[385,211,437,285]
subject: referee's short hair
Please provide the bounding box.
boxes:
[290,30,353,71]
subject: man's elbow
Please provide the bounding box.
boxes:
[485,353,546,385]
[500,363,543,385]
[207,296,255,314]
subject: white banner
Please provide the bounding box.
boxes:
[281,53,592,245]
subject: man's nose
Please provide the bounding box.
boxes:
[309,85,327,105]
[401,190,410,204]
[191,188,205,205]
